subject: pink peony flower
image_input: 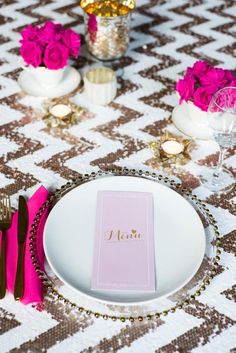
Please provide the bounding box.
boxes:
[21,24,38,41]
[192,60,209,78]
[44,42,69,69]
[62,28,80,58]
[193,86,216,111]
[20,41,42,67]
[176,68,195,103]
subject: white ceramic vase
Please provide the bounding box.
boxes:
[19,59,65,89]
[172,100,211,140]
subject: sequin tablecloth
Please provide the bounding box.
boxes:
[0,0,235,352]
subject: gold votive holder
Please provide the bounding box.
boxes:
[147,132,193,169]
[43,98,84,129]
[80,0,135,61]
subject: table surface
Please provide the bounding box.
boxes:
[0,0,236,352]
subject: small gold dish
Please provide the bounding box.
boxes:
[148,132,193,169]
[43,98,84,129]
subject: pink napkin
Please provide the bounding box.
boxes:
[0,186,49,304]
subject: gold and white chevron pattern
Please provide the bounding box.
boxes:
[0,0,235,352]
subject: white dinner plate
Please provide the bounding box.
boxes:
[43,176,206,305]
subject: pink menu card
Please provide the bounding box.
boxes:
[91,191,155,291]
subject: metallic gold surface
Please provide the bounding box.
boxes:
[43,98,85,129]
[80,0,135,17]
[81,0,135,60]
[14,196,28,301]
[148,132,193,169]
[0,195,12,299]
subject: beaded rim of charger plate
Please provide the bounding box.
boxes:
[29,168,222,322]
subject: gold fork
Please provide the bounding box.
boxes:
[0,195,12,299]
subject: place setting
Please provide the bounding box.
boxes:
[41,170,219,320]
[1,0,236,321]
[0,167,222,321]
[0,0,236,351]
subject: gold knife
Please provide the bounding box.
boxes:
[14,196,28,300]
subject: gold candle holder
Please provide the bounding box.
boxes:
[147,132,193,169]
[80,0,135,61]
[43,98,85,129]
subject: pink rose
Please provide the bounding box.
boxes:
[38,21,56,45]
[20,41,42,67]
[88,15,97,43]
[175,60,236,112]
[192,61,209,78]
[229,80,236,87]
[21,24,38,41]
[54,24,64,41]
[176,68,195,103]
[200,67,228,89]
[62,28,80,58]
[88,14,97,33]
[228,88,236,107]
[215,87,236,112]
[44,42,68,69]
[193,86,215,111]
[20,21,81,68]
[54,24,62,32]
[226,71,236,87]
[224,69,236,83]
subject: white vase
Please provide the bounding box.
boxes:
[172,100,211,140]
[19,59,66,89]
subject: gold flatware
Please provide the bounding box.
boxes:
[0,195,12,299]
[14,196,28,301]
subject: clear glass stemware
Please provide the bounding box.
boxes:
[203,86,236,192]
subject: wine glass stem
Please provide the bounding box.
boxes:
[213,146,226,178]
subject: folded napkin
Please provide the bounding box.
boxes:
[0,186,49,304]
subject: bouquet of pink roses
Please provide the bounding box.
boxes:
[176,61,236,112]
[20,21,81,70]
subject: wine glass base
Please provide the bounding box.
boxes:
[200,167,235,193]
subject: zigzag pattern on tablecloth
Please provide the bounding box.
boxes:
[0,0,235,352]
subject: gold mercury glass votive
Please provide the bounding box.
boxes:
[80,0,135,61]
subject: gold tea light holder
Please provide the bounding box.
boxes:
[43,98,85,129]
[148,132,193,168]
